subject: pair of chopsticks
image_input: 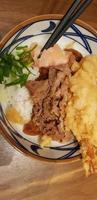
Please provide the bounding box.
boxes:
[41,0,92,52]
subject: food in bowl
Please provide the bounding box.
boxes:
[0,42,97,176]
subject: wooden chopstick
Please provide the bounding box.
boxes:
[41,0,92,52]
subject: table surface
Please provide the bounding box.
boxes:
[0,0,97,200]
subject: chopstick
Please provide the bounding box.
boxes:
[41,0,92,52]
[41,0,81,52]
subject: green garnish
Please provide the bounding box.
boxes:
[5,73,29,87]
[0,45,37,87]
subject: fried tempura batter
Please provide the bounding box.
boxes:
[65,55,97,175]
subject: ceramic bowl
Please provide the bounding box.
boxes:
[0,14,97,163]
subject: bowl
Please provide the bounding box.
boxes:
[0,14,97,163]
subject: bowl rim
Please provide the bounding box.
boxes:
[0,14,97,164]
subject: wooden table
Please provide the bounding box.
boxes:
[0,1,97,199]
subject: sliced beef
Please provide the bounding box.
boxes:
[23,45,77,142]
[36,67,49,80]
[26,80,49,98]
[65,48,83,62]
[24,62,73,142]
